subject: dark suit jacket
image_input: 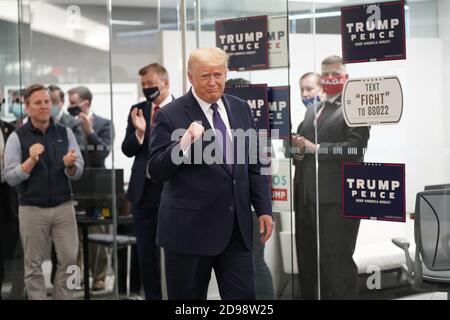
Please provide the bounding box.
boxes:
[294,95,370,205]
[0,120,19,257]
[121,101,163,208]
[58,113,85,148]
[82,114,114,168]
[147,90,272,256]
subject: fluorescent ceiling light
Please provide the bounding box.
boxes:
[111,19,145,26]
[289,10,341,20]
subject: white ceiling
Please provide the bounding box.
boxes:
[27,0,433,13]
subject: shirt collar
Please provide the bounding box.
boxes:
[27,116,54,133]
[326,93,341,104]
[153,93,172,109]
[191,87,224,113]
[56,109,64,121]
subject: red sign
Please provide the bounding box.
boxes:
[272,188,288,201]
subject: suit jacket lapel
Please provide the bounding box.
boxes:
[184,90,212,132]
[317,96,340,132]
[221,95,237,131]
[91,113,98,133]
[184,91,233,177]
[221,95,236,177]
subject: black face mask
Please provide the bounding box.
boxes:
[143,87,160,102]
[68,106,82,117]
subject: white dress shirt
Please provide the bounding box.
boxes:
[191,88,232,140]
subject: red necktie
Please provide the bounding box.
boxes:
[151,105,160,125]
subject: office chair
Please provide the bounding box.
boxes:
[392,189,450,299]
[88,233,136,298]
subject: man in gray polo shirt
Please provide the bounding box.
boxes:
[4,84,84,300]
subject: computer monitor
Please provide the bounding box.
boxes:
[424,184,450,191]
[70,168,125,215]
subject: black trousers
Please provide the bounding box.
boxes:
[164,219,255,300]
[296,201,360,300]
[132,205,161,300]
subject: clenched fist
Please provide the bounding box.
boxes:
[29,143,45,163]
[63,149,77,168]
[180,122,205,150]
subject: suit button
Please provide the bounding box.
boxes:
[228,206,234,212]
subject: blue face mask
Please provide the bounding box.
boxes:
[9,102,27,118]
[51,105,60,118]
[302,96,321,108]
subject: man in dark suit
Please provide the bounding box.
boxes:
[121,63,174,299]
[147,47,273,300]
[291,56,370,300]
[68,86,114,290]
[0,118,19,299]
[68,86,114,168]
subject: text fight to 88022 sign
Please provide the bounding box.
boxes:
[342,75,403,127]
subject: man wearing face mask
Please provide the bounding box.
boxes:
[67,86,114,168]
[300,72,325,109]
[9,90,27,127]
[48,85,85,148]
[291,56,370,300]
[67,86,114,291]
[121,63,174,299]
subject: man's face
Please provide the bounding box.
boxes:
[69,92,89,114]
[26,89,51,123]
[141,71,169,105]
[188,63,227,104]
[321,62,346,78]
[300,75,322,100]
[50,91,63,109]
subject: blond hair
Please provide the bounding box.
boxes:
[188,47,229,72]
[138,63,169,81]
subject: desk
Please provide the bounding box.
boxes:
[76,215,133,300]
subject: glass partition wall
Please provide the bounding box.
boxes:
[0,0,182,300]
[1,0,449,300]
[293,0,450,300]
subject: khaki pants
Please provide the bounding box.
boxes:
[19,201,79,300]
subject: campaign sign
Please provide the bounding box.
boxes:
[225,84,269,134]
[268,16,288,68]
[342,75,403,127]
[216,15,269,71]
[272,158,291,212]
[342,162,405,222]
[268,86,290,139]
[341,1,406,63]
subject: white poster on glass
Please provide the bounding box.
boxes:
[268,16,288,68]
[342,75,403,127]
